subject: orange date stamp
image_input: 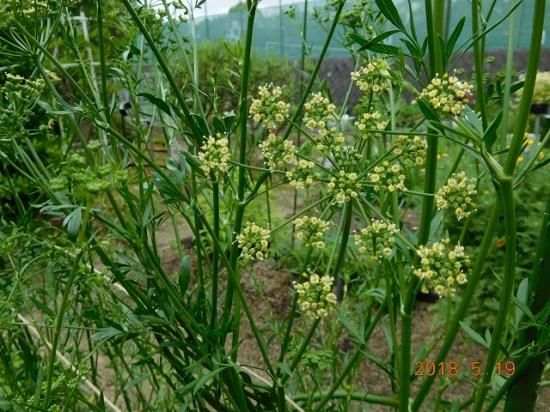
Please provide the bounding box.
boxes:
[414,360,516,377]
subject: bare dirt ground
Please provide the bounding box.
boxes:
[147,183,550,411]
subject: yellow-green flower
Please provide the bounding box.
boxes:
[259,133,295,171]
[294,273,337,319]
[294,216,331,249]
[328,171,361,204]
[198,134,230,178]
[435,172,477,220]
[236,222,271,264]
[420,73,472,116]
[354,219,398,260]
[413,239,470,297]
[368,160,406,193]
[249,83,290,130]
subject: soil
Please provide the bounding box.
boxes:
[147,184,550,411]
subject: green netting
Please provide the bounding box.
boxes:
[184,0,549,59]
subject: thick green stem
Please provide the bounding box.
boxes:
[413,2,546,409]
[412,203,500,410]
[401,3,444,408]
[222,0,258,337]
[503,196,550,411]
[472,179,516,411]
[424,0,436,77]
[503,0,546,175]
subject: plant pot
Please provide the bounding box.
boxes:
[530,103,549,114]
[417,291,439,303]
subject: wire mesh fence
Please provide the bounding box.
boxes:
[185,0,549,59]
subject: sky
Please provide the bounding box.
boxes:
[200,0,299,16]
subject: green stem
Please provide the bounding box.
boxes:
[210,180,220,329]
[497,0,519,154]
[401,6,444,408]
[282,0,346,141]
[96,0,110,126]
[222,0,258,343]
[292,0,309,247]
[412,202,501,410]
[502,197,550,411]
[334,202,352,301]
[293,390,398,406]
[503,0,547,175]
[120,0,200,139]
[472,179,516,411]
[424,0,436,77]
[281,318,320,385]
[314,307,385,411]
[433,0,445,72]
[278,248,313,365]
[472,0,488,128]
[161,0,208,126]
[44,202,91,406]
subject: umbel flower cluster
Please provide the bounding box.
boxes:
[394,135,428,166]
[420,73,473,116]
[302,92,345,153]
[1,74,45,131]
[354,219,399,260]
[328,171,362,204]
[354,111,388,139]
[249,83,290,131]
[435,172,477,220]
[236,222,271,264]
[303,92,337,130]
[351,59,392,93]
[294,216,330,249]
[198,134,230,178]
[286,159,316,189]
[413,239,470,297]
[311,127,346,153]
[294,273,337,319]
[48,148,128,199]
[368,160,406,193]
[0,0,79,27]
[259,133,295,171]
[333,145,361,169]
